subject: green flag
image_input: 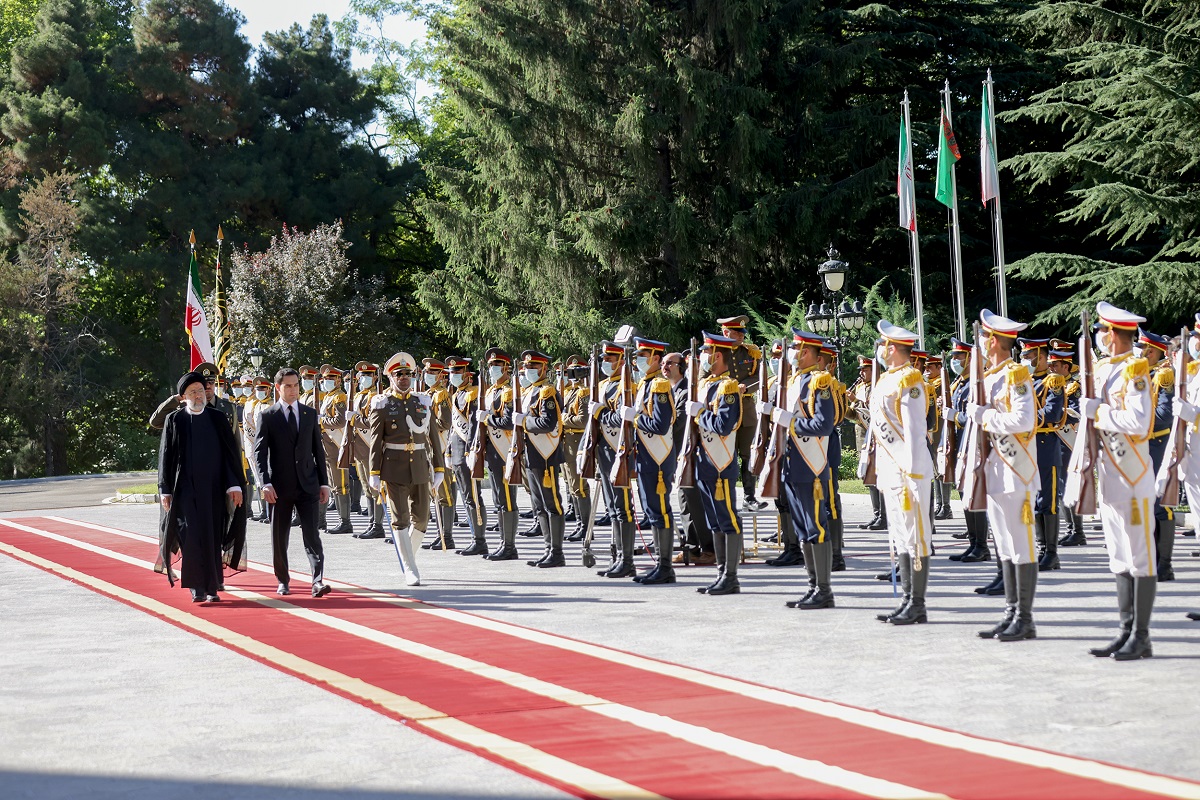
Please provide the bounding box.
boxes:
[935,107,961,208]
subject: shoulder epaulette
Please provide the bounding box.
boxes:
[460,386,479,401]
[897,366,923,390]
[1154,367,1175,389]
[1188,361,1200,378]
[810,371,834,391]
[1122,357,1149,382]
[1065,380,1080,396]
[501,388,513,403]
[1044,373,1066,392]
[1006,363,1032,385]
[720,377,741,395]
[370,394,389,410]
[651,377,671,393]
[539,385,557,401]
[745,343,763,359]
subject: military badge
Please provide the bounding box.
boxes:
[1134,378,1146,391]
[725,394,736,404]
[1015,384,1028,396]
[820,389,831,399]
[909,387,920,398]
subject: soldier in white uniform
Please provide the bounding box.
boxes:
[966,310,1041,643]
[1178,316,1200,624]
[1078,303,1157,659]
[867,322,933,625]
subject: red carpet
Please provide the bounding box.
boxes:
[2,515,1198,800]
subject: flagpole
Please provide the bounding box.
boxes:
[214,225,229,377]
[903,91,926,350]
[943,81,966,341]
[985,70,1009,316]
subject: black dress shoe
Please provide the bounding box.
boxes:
[797,589,835,609]
[961,546,991,563]
[831,555,846,572]
[1187,611,1200,621]
[866,518,888,531]
[205,593,221,602]
[486,545,519,561]
[277,583,290,596]
[950,530,969,539]
[639,567,676,585]
[605,560,636,579]
[706,575,741,595]
[876,567,899,581]
[457,540,489,556]
[1157,566,1175,582]
[765,547,804,567]
[526,551,551,567]
[536,553,566,568]
[786,589,816,608]
[519,509,535,519]
[328,520,354,535]
[357,526,385,540]
[1089,630,1131,657]
[1112,632,1152,660]
[996,619,1037,642]
[190,589,204,603]
[312,582,331,598]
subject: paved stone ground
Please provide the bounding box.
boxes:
[3,478,1200,798]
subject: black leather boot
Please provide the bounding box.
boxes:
[889,556,928,624]
[567,495,590,542]
[979,559,1017,639]
[1089,572,1134,657]
[1038,514,1060,571]
[876,552,912,621]
[997,562,1038,641]
[699,529,727,594]
[830,516,846,572]
[961,514,992,562]
[975,541,1004,595]
[787,542,818,608]
[1156,515,1176,581]
[537,515,567,568]
[949,511,976,561]
[766,512,803,566]
[527,513,552,566]
[1112,576,1155,660]
[797,540,834,609]
[605,522,636,578]
[1059,507,1086,546]
[707,532,741,595]
[486,510,520,560]
[639,528,676,584]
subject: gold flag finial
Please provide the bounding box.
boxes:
[189,229,196,247]
[217,225,224,242]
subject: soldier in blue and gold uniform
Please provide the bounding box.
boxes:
[476,348,520,561]
[761,329,836,609]
[763,340,804,568]
[718,315,765,511]
[1139,330,1176,581]
[621,337,678,585]
[506,350,568,568]
[818,339,849,571]
[1049,344,1086,547]
[946,338,992,567]
[1018,337,1066,572]
[591,341,638,577]
[685,331,745,596]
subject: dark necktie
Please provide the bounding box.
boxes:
[287,404,298,436]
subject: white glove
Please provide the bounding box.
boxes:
[432,471,445,491]
[687,400,705,417]
[770,407,794,426]
[1079,397,1101,421]
[756,400,775,417]
[620,405,638,422]
[588,401,603,416]
[368,475,382,492]
[475,409,490,423]
[512,411,527,427]
[1174,397,1198,423]
[966,402,986,424]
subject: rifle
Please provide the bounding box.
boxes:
[576,347,600,479]
[857,353,878,485]
[747,347,772,475]
[937,355,958,482]
[610,349,636,488]
[504,367,525,486]
[675,338,699,489]
[1156,326,1190,506]
[759,342,790,499]
[955,323,990,510]
[336,380,355,470]
[469,364,489,480]
[1063,311,1098,515]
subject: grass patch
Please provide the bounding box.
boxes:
[838,478,868,495]
[117,483,158,495]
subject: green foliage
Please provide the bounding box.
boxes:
[0,0,43,74]
[1004,0,1200,331]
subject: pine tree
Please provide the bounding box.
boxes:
[1004,0,1200,330]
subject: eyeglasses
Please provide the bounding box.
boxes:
[392,369,415,377]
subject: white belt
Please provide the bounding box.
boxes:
[385,442,425,452]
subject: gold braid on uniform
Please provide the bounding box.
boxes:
[1005,362,1031,385]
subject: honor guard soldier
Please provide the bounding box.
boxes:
[422,358,456,550]
[298,365,319,408]
[817,340,849,570]
[946,338,991,564]
[666,350,716,565]
[967,310,1041,642]
[317,365,354,534]
[1175,318,1200,622]
[761,329,837,609]
[447,357,489,556]
[367,352,447,586]
[1139,330,1176,581]
[590,341,638,577]
[510,350,568,568]
[560,356,593,542]
[925,355,953,521]
[1019,337,1067,571]
[717,315,766,511]
[764,340,803,568]
[686,331,745,596]
[243,375,273,522]
[1080,303,1157,659]
[1050,342,1087,547]
[867,322,933,625]
[622,337,677,585]
[350,361,386,539]
[847,355,887,531]
[476,348,520,561]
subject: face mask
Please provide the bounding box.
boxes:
[875,345,887,365]
[424,373,437,388]
[634,356,650,374]
[255,389,268,400]
[1132,346,1144,358]
[699,352,713,371]
[358,376,374,390]
[449,372,465,387]
[522,367,540,386]
[1095,330,1112,357]
[769,358,780,375]
[1020,358,1034,370]
[320,379,336,392]
[301,378,314,391]
[949,359,964,376]
[1189,339,1200,360]
[488,365,504,382]
[600,361,616,377]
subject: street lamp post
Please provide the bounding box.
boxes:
[247,343,268,399]
[807,246,866,383]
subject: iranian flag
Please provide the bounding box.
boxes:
[981,83,1001,205]
[935,106,961,208]
[897,112,917,232]
[185,248,214,369]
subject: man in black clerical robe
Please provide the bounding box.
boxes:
[157,371,248,602]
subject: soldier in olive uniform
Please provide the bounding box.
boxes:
[317,365,354,534]
[298,365,319,408]
[367,352,447,587]
[351,361,386,539]
[846,355,887,531]
[718,315,766,511]
[422,358,457,550]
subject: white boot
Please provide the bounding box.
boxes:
[397,525,421,586]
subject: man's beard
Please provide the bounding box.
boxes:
[186,399,206,414]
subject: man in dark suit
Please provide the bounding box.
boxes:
[254,367,333,597]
